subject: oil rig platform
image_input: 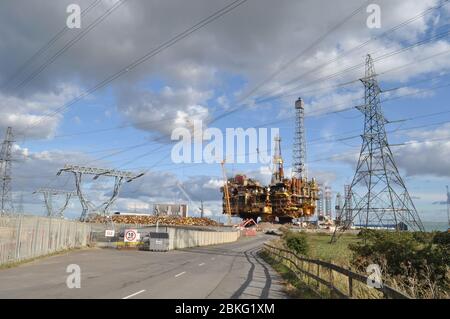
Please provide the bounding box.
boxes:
[221,98,319,223]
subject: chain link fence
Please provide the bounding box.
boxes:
[0,215,91,266]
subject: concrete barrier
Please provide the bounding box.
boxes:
[92,224,240,250]
[167,227,239,250]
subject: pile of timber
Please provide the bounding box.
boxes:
[89,215,221,227]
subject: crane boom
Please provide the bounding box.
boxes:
[221,160,232,225]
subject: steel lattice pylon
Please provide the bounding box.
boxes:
[57,165,144,221]
[331,55,424,242]
[33,188,77,218]
[293,98,307,179]
[0,127,14,215]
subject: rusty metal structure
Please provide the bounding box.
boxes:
[221,99,319,223]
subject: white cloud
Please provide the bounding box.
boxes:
[394,140,450,177]
[0,0,447,132]
[405,122,450,140]
[118,86,211,137]
[0,83,81,138]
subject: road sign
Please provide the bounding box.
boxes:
[105,229,115,237]
[124,229,138,242]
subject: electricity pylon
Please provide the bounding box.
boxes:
[331,55,424,242]
[57,165,144,221]
[0,127,14,215]
[33,188,77,218]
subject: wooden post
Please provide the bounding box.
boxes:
[348,276,353,298]
[329,268,334,298]
[307,263,311,285]
[301,260,304,280]
[317,264,320,289]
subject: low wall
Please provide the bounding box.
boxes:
[0,215,91,266]
[92,224,240,250]
[167,227,239,250]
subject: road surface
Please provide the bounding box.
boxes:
[0,235,287,299]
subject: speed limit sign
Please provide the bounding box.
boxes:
[124,229,138,242]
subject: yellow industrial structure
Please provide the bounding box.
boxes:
[221,135,319,223]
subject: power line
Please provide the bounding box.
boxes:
[51,115,184,139]
[0,0,102,90]
[262,29,450,102]
[232,0,369,106]
[310,118,450,147]
[208,1,371,125]
[11,0,129,92]
[257,48,450,104]
[307,81,450,118]
[211,1,450,123]
[17,0,250,139]
[256,0,450,100]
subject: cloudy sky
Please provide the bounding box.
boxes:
[0,0,449,223]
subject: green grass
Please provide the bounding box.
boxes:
[302,232,360,266]
[259,250,320,299]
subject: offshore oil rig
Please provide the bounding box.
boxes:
[221,98,319,223]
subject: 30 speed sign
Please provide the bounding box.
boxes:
[124,229,138,242]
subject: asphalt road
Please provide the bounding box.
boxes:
[0,235,287,299]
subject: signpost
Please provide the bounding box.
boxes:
[105,229,115,237]
[124,229,138,243]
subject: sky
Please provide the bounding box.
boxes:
[0,0,449,223]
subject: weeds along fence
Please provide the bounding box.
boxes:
[263,243,410,299]
[0,215,91,266]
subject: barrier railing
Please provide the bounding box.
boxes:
[263,243,410,299]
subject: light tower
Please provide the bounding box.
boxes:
[271,135,284,184]
[0,127,14,215]
[332,55,424,242]
[293,98,307,179]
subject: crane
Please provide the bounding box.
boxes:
[221,160,232,225]
[176,181,204,217]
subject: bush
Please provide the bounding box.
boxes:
[283,231,309,255]
[349,230,450,298]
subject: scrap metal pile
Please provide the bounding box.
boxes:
[89,215,220,226]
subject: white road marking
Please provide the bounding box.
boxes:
[122,289,146,299]
[199,263,205,266]
[175,271,186,277]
